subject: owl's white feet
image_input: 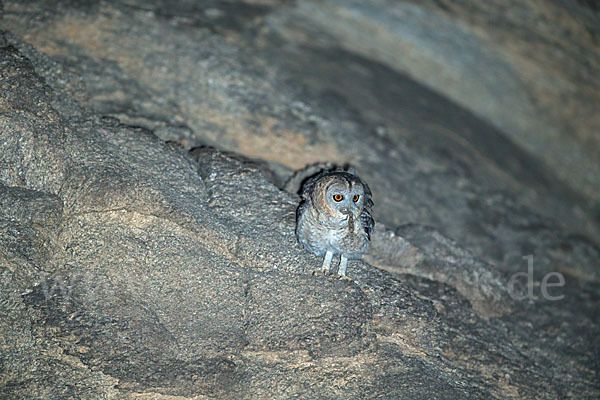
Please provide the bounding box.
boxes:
[338,255,348,277]
[312,250,334,276]
[321,250,333,273]
[312,252,352,280]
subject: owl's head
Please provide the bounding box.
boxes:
[314,172,370,219]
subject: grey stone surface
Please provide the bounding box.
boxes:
[0,1,599,399]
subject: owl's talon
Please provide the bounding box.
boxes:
[312,268,330,276]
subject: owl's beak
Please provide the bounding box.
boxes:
[341,208,355,231]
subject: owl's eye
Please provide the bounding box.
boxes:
[333,194,344,202]
[353,194,360,202]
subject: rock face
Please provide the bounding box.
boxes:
[0,1,598,399]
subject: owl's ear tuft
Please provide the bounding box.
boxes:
[331,164,355,175]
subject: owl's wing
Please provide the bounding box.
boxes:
[360,180,375,239]
[296,198,311,222]
[360,207,375,240]
[296,170,326,223]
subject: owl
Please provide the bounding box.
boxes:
[295,169,374,277]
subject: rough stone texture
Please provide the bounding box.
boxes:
[1,1,599,399]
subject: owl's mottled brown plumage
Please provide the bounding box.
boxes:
[295,169,374,277]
